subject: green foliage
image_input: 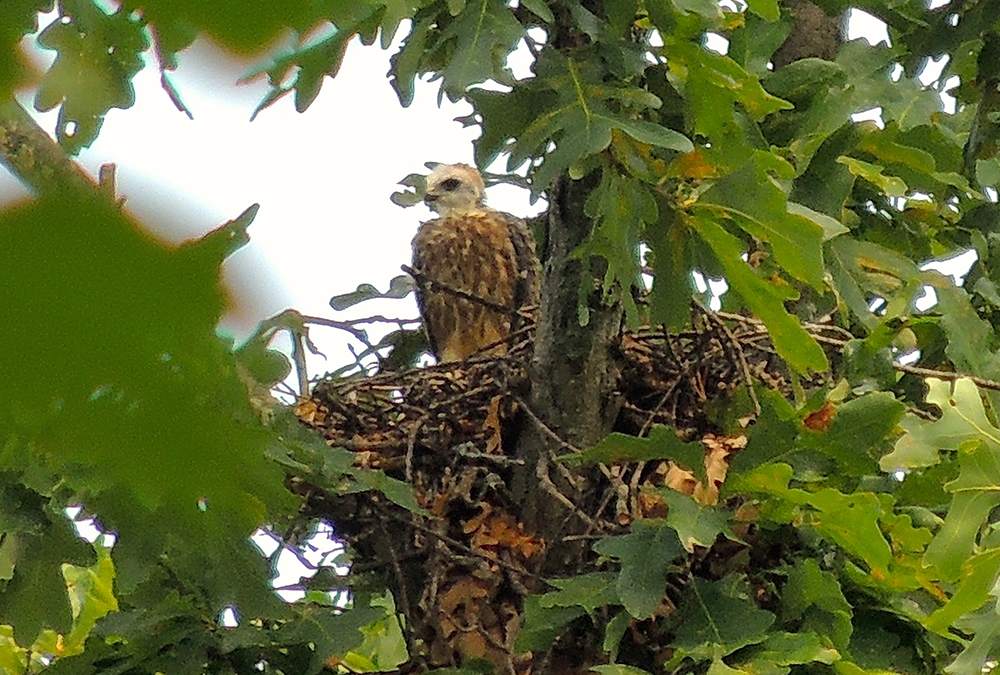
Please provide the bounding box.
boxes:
[689,208,828,372]
[6,0,1000,673]
[0,194,395,671]
[472,50,693,190]
[654,491,733,551]
[329,275,416,311]
[781,559,853,651]
[697,156,825,290]
[0,0,52,96]
[593,521,685,619]
[529,375,1000,674]
[671,576,775,658]
[34,1,147,152]
[563,425,705,480]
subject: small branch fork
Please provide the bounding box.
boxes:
[695,301,761,418]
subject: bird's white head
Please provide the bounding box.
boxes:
[423,163,485,216]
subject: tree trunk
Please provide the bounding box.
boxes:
[515,171,623,577]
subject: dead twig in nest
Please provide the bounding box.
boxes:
[515,397,583,455]
[695,301,761,419]
[535,452,608,532]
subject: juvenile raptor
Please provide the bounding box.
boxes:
[411,163,541,362]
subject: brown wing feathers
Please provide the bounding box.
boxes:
[411,164,540,362]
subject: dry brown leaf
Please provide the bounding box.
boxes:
[484,395,503,454]
[353,450,381,469]
[637,491,668,519]
[440,577,490,615]
[430,491,451,517]
[458,631,488,659]
[803,401,836,431]
[292,398,323,424]
[468,511,544,559]
[657,434,746,506]
[664,463,698,497]
[696,434,746,505]
[463,504,492,534]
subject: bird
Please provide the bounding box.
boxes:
[410,163,541,363]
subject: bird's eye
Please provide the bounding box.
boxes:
[440,178,461,192]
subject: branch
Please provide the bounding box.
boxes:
[695,302,760,418]
[893,363,1000,392]
[516,396,582,455]
[0,97,100,197]
[513,172,622,574]
[535,452,607,532]
[301,313,420,346]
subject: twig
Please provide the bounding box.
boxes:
[628,461,646,521]
[638,377,684,437]
[661,325,683,367]
[455,445,526,466]
[291,325,310,399]
[272,380,299,399]
[893,364,1000,392]
[98,163,118,201]
[383,506,552,586]
[438,321,537,364]
[536,453,607,531]
[302,314,421,344]
[0,98,101,197]
[385,538,414,653]
[429,384,505,411]
[713,311,763,326]
[713,308,1000,391]
[696,302,761,417]
[515,397,583,454]
[586,487,618,536]
[802,321,856,341]
[551,452,587,492]
[906,405,939,421]
[405,414,425,482]
[301,314,377,346]
[403,264,517,315]
[563,533,611,541]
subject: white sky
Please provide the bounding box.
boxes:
[1,21,542,373]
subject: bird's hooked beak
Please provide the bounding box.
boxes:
[423,193,439,210]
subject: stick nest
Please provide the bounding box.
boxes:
[296,309,847,461]
[290,309,849,674]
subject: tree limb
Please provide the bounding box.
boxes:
[0,97,99,197]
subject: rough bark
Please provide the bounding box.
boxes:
[515,172,624,577]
